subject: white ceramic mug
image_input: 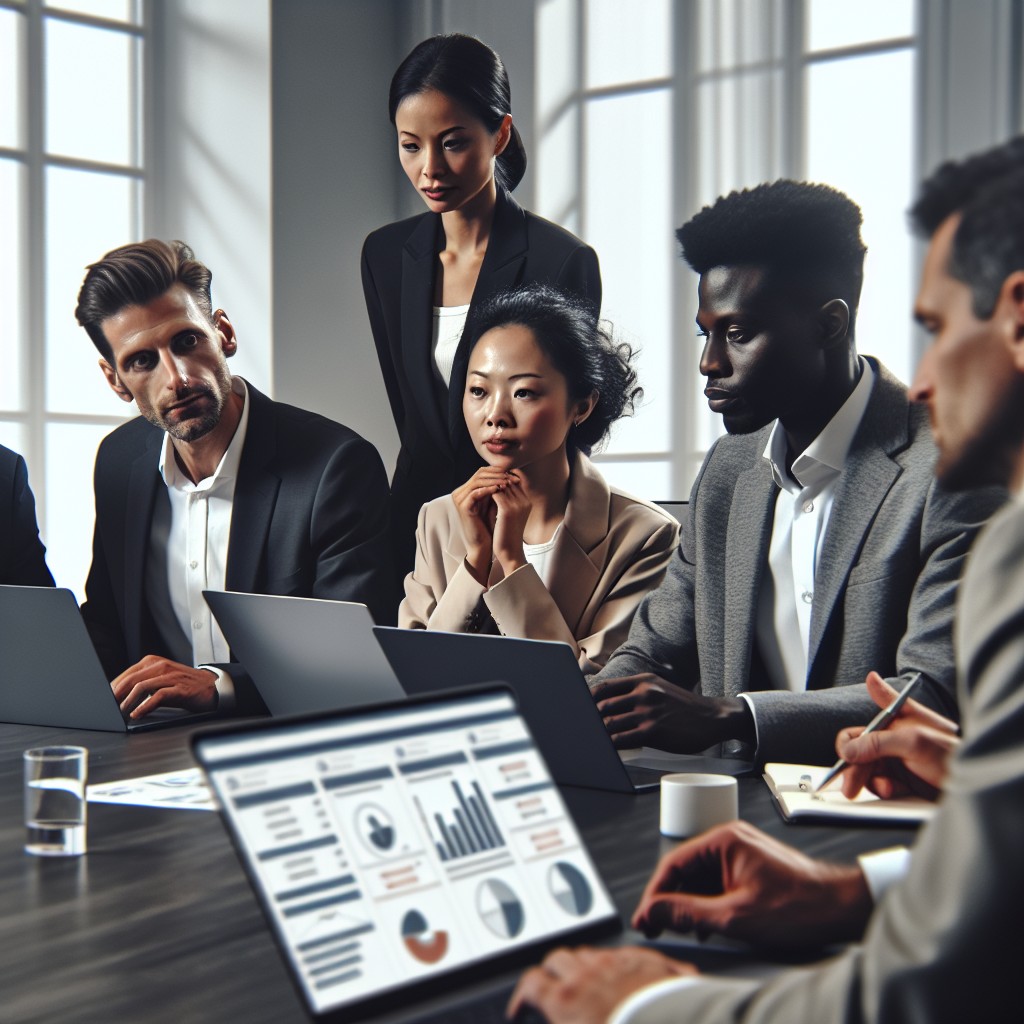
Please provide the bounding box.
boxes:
[659,772,738,838]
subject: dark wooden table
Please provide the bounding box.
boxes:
[0,722,917,1024]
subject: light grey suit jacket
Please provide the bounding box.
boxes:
[594,361,1006,763]
[617,498,1024,1023]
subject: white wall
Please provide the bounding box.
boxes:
[149,0,273,393]
[270,0,403,473]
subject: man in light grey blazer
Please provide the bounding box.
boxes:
[592,181,1005,765]
[510,137,1024,1024]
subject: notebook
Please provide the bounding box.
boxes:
[373,629,748,794]
[0,585,209,732]
[203,591,405,716]
[191,686,621,1022]
[763,762,935,824]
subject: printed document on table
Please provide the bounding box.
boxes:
[87,768,216,811]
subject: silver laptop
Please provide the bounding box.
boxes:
[203,591,405,716]
[191,685,621,1022]
[0,585,205,731]
[372,630,673,793]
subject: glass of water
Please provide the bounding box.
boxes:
[24,746,88,856]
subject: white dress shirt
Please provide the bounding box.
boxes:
[753,359,875,693]
[146,377,250,703]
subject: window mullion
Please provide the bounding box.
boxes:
[24,0,46,516]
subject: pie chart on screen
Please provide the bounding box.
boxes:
[401,909,449,964]
[548,862,593,916]
[477,879,525,939]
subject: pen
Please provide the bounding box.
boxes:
[814,671,924,793]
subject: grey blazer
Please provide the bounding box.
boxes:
[616,499,1024,1023]
[594,360,1007,763]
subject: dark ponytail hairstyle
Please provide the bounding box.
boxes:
[388,33,528,193]
[467,283,642,457]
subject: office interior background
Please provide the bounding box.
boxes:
[1,0,1021,599]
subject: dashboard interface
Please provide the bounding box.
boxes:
[195,690,617,1015]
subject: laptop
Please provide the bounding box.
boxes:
[203,591,406,716]
[191,686,622,1022]
[0,585,209,731]
[373,630,677,793]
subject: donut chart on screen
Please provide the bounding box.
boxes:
[401,909,449,964]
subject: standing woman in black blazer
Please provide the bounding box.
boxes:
[361,33,602,581]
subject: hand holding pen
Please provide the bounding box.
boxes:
[819,671,960,801]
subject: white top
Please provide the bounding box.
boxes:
[522,524,563,588]
[753,358,875,692]
[146,376,250,706]
[432,304,471,388]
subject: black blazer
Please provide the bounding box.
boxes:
[0,444,54,587]
[80,384,398,711]
[361,186,602,578]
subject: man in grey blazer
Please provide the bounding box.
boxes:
[74,239,396,719]
[592,182,1005,765]
[510,137,1024,1024]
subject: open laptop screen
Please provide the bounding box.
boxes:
[193,688,619,1019]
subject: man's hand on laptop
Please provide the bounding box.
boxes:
[507,944,695,1023]
[111,655,218,718]
[632,820,872,949]
[592,674,754,752]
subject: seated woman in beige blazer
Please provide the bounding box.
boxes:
[399,282,680,671]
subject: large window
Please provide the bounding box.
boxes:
[536,0,916,500]
[0,0,144,595]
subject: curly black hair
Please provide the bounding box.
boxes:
[466,283,641,456]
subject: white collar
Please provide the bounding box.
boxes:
[157,377,250,493]
[762,357,874,492]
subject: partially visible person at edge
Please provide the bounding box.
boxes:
[0,444,54,587]
[75,239,396,720]
[399,283,678,671]
[508,135,1024,1024]
[589,180,1006,767]
[362,33,602,582]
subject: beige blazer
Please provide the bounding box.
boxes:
[398,454,680,672]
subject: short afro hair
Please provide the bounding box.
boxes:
[677,180,867,330]
[910,135,1024,319]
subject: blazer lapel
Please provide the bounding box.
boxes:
[225,386,281,594]
[723,457,777,696]
[123,431,163,654]
[545,456,607,633]
[401,213,453,458]
[447,189,529,442]
[807,364,908,684]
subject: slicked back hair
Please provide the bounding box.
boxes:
[75,239,214,361]
[389,33,527,194]
[677,180,867,333]
[910,136,1024,319]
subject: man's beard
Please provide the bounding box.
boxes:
[152,373,230,443]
